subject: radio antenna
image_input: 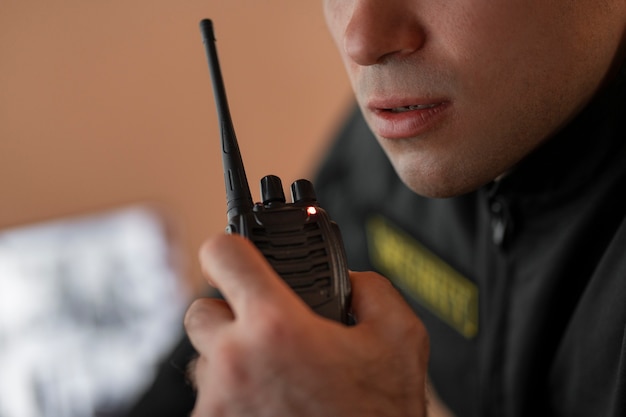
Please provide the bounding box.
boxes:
[200,19,254,223]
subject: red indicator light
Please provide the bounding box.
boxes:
[307,206,317,216]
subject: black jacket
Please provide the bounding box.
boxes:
[315,65,626,417]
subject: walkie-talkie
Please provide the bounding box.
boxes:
[199,19,351,324]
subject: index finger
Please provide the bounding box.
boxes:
[199,233,305,319]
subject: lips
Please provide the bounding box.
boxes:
[367,99,450,139]
[388,103,439,113]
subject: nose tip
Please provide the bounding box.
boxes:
[343,4,425,66]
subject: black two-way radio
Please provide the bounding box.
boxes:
[199,19,351,324]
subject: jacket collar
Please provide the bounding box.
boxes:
[487,60,626,208]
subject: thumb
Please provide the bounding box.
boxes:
[350,271,429,356]
[349,271,418,326]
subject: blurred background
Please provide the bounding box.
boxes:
[0,1,352,416]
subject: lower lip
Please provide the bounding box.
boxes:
[368,102,450,139]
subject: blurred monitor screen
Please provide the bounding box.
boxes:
[0,206,188,417]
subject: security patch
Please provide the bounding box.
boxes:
[366,216,479,339]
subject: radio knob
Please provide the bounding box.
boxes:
[291,179,317,204]
[261,175,286,205]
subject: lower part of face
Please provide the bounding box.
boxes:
[324,0,626,198]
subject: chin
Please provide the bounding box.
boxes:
[395,164,491,199]
[405,181,474,199]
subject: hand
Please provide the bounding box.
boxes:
[184,233,430,417]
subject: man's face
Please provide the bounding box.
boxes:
[324,0,625,197]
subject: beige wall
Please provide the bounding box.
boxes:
[0,1,353,293]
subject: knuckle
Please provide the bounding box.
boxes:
[406,316,429,343]
[183,299,209,332]
[253,306,294,345]
[212,336,251,386]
